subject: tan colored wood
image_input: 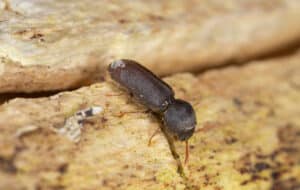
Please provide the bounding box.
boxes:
[0,50,299,189]
[1,0,300,92]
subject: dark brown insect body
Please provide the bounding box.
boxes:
[109,60,174,113]
[108,59,197,162]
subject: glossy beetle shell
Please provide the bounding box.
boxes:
[109,59,174,112]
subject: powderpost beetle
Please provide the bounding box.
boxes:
[108,59,197,163]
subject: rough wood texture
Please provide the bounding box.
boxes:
[0,50,299,190]
[1,0,300,92]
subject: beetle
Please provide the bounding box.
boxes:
[108,59,197,163]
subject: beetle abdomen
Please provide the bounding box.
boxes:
[108,59,174,112]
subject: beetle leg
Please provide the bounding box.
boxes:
[105,93,124,96]
[148,127,160,146]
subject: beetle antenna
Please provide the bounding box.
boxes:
[184,140,189,164]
